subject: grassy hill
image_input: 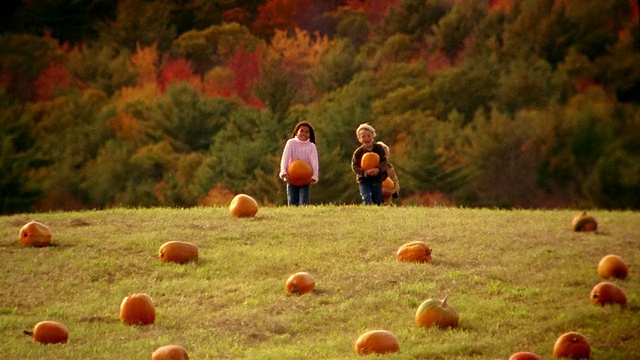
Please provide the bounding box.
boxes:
[1,206,638,359]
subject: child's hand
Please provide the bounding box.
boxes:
[366,168,379,176]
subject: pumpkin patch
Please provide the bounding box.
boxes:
[158,241,198,264]
[25,320,68,344]
[552,332,590,359]
[397,241,432,263]
[571,212,597,232]
[19,221,52,247]
[415,296,459,329]
[354,329,400,355]
[590,281,627,307]
[287,160,313,186]
[229,194,259,218]
[597,254,628,280]
[120,293,156,325]
[285,272,315,294]
[152,344,189,360]
[360,152,380,170]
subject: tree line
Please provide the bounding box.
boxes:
[1,0,639,214]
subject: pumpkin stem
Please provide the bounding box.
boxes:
[442,295,448,306]
[23,330,33,336]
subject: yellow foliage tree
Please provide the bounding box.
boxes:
[131,42,159,86]
[270,28,330,71]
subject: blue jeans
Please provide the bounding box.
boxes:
[287,184,310,205]
[359,181,383,205]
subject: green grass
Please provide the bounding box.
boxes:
[0,206,638,359]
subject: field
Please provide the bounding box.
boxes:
[0,206,638,359]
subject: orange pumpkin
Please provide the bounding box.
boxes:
[287,160,313,186]
[552,332,590,359]
[229,194,259,218]
[360,152,380,170]
[152,344,189,360]
[19,221,52,247]
[509,352,542,360]
[597,254,628,280]
[415,296,459,329]
[159,241,198,264]
[120,293,156,325]
[590,281,627,307]
[26,320,68,344]
[571,212,597,232]
[397,241,432,263]
[285,272,315,294]
[382,177,395,196]
[354,329,400,355]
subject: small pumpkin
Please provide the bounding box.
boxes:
[382,177,395,196]
[552,332,590,359]
[415,296,459,329]
[597,254,628,280]
[24,320,68,344]
[590,281,627,307]
[159,241,198,264]
[508,352,542,360]
[19,221,52,247]
[152,344,189,360]
[571,212,597,232]
[354,329,400,356]
[285,272,315,294]
[120,293,156,325]
[397,241,432,263]
[229,194,259,218]
[360,152,380,170]
[287,160,313,186]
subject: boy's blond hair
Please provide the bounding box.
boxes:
[356,123,376,137]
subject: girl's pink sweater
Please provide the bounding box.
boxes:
[279,136,319,182]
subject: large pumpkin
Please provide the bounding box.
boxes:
[287,160,313,186]
[360,152,380,170]
[354,329,400,355]
[590,281,627,307]
[285,272,315,294]
[508,352,542,360]
[25,320,68,344]
[415,296,459,329]
[571,212,597,232]
[552,332,590,359]
[120,293,156,325]
[229,194,259,218]
[597,254,628,280]
[158,241,198,264]
[397,241,432,263]
[19,221,52,247]
[152,344,189,360]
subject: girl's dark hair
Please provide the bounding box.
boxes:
[293,121,316,144]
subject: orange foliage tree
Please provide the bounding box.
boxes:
[157,58,201,92]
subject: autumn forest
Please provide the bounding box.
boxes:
[1,0,639,214]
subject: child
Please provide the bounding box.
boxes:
[377,141,400,205]
[279,121,319,205]
[351,123,387,205]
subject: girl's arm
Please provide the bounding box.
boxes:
[279,140,292,179]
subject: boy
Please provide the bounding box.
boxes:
[377,141,400,204]
[351,123,387,205]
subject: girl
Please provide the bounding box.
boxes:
[279,122,319,205]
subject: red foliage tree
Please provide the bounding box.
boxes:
[33,63,72,101]
[252,0,315,39]
[344,0,400,24]
[225,46,265,108]
[157,58,201,92]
